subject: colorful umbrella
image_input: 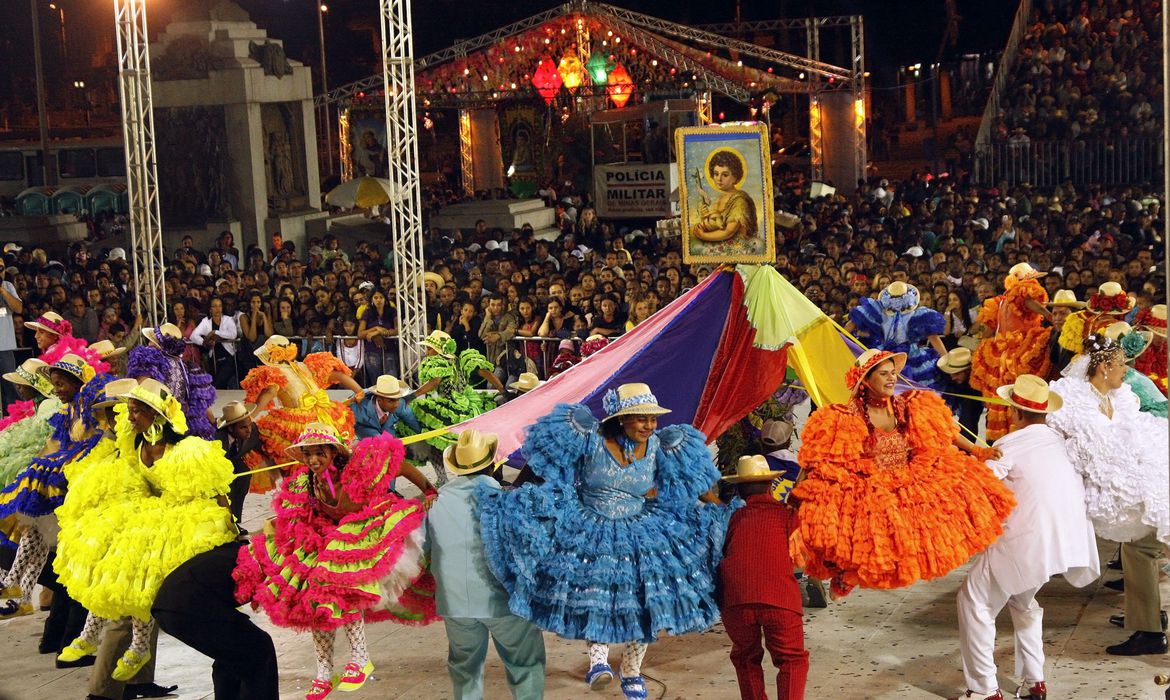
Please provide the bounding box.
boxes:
[324,177,401,209]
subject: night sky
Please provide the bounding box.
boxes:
[0,0,1015,110]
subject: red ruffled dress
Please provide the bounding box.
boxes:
[790,390,1015,594]
[233,434,438,630]
[1134,308,1168,396]
[241,353,357,493]
[970,278,1051,440]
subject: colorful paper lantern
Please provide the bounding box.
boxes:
[557,53,585,90]
[606,63,634,108]
[532,57,563,105]
[586,52,612,85]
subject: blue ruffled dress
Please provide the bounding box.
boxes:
[477,403,728,644]
[850,297,947,390]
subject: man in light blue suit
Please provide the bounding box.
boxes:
[425,429,545,700]
[351,374,422,438]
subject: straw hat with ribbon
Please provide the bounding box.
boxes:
[1139,304,1167,338]
[421,330,456,359]
[369,375,412,400]
[25,311,71,337]
[1102,321,1153,362]
[3,358,53,397]
[254,335,298,365]
[1087,282,1135,315]
[92,378,138,410]
[123,378,189,435]
[1007,262,1045,282]
[142,322,183,347]
[846,349,907,397]
[509,372,543,393]
[1047,289,1087,309]
[217,400,257,429]
[936,347,973,375]
[996,374,1063,414]
[601,383,672,422]
[42,353,97,385]
[88,339,127,360]
[722,454,778,484]
[286,422,352,461]
[443,429,500,476]
[877,281,920,314]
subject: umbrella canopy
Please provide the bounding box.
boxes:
[325,176,399,209]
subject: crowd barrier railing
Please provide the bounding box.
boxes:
[972,136,1165,188]
[973,0,1035,152]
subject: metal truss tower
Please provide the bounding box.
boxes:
[379,0,428,377]
[113,0,167,328]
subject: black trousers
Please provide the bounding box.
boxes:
[152,542,279,700]
[39,550,87,655]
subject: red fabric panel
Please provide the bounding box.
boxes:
[692,272,789,440]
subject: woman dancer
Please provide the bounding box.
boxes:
[1049,334,1169,655]
[234,425,438,700]
[127,322,217,438]
[477,383,726,700]
[0,355,108,618]
[849,281,947,390]
[54,378,237,680]
[1134,303,1166,393]
[1102,322,1167,417]
[791,349,1015,596]
[241,335,364,492]
[25,311,110,372]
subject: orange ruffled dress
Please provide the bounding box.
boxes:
[241,353,357,493]
[790,390,1015,593]
[970,278,1051,440]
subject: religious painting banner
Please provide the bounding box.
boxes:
[676,123,776,265]
[593,162,675,219]
[500,104,544,198]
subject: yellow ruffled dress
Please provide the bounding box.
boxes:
[53,406,237,621]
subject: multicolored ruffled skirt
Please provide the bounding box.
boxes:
[252,400,356,493]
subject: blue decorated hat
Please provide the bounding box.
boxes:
[877,281,920,314]
[602,383,671,422]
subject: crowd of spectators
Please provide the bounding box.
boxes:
[0,167,1162,399]
[992,0,1163,142]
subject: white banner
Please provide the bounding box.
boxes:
[593,163,676,218]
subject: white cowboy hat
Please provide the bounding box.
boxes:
[936,347,973,374]
[422,271,444,289]
[88,339,127,359]
[722,455,778,484]
[509,372,543,393]
[217,400,257,429]
[1047,289,1086,309]
[369,375,412,399]
[996,374,1063,414]
[442,429,499,476]
[601,383,671,422]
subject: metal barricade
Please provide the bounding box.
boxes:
[972,137,1166,187]
[504,336,579,381]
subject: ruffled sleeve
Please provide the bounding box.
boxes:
[419,356,455,384]
[976,297,1001,332]
[153,437,234,501]
[795,404,868,479]
[342,433,407,504]
[1059,311,1086,354]
[654,424,718,505]
[908,308,946,338]
[848,298,884,342]
[40,334,111,374]
[1009,278,1048,310]
[304,352,350,387]
[241,365,288,405]
[0,400,36,434]
[458,348,493,376]
[1126,369,1169,418]
[903,390,959,454]
[519,403,599,484]
[126,345,169,384]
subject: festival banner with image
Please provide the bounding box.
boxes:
[593,163,676,218]
[500,104,544,198]
[676,124,775,265]
[343,104,389,179]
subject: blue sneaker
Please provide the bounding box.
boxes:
[585,663,613,690]
[621,675,648,700]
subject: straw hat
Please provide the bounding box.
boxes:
[443,429,499,476]
[936,347,973,374]
[1007,262,1045,281]
[878,282,920,313]
[1141,304,1167,338]
[369,375,412,399]
[92,378,138,409]
[421,330,456,359]
[1088,282,1135,314]
[509,372,543,393]
[3,358,48,387]
[423,271,445,289]
[24,311,70,336]
[217,400,256,428]
[846,349,907,396]
[1047,289,1086,309]
[42,353,96,384]
[88,339,127,359]
[142,322,183,347]
[722,455,778,484]
[996,374,1063,414]
[601,383,672,422]
[123,378,189,433]
[286,422,351,460]
[760,419,794,448]
[254,335,297,364]
[1103,321,1153,361]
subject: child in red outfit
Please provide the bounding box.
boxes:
[719,455,808,700]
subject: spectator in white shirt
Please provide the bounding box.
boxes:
[191,296,239,389]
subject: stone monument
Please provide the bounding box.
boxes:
[150,0,325,252]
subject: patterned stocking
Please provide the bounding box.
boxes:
[343,619,370,668]
[11,529,47,606]
[587,641,610,668]
[129,617,154,656]
[312,629,335,681]
[78,613,108,646]
[620,642,648,678]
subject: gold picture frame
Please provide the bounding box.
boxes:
[675,123,776,265]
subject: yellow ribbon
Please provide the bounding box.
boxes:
[400,426,454,445]
[299,392,336,425]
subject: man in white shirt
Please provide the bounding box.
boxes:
[191,297,239,389]
[0,272,22,409]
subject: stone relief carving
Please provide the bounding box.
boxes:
[156,106,232,224]
[249,41,293,78]
[262,103,308,212]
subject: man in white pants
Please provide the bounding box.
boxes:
[951,375,1100,700]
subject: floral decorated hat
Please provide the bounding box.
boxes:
[1139,304,1166,338]
[1007,262,1045,282]
[846,349,907,396]
[122,377,189,435]
[1087,282,1135,315]
[1103,321,1153,362]
[41,353,96,385]
[421,330,456,359]
[3,358,53,398]
[24,311,71,337]
[602,382,671,422]
[254,334,298,365]
[286,422,352,459]
[877,281,920,314]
